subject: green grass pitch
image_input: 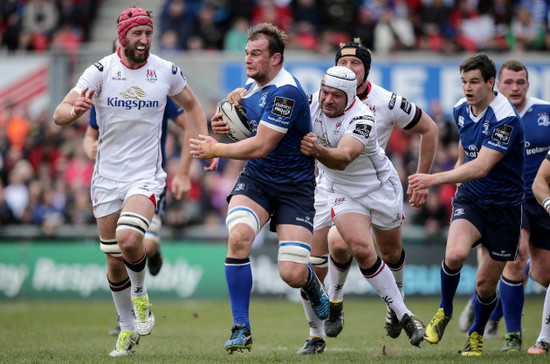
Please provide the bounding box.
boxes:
[0,296,547,363]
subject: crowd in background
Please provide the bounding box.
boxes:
[1,0,547,236]
[1,0,549,55]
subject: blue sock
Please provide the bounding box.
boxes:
[440,260,461,317]
[470,293,498,336]
[225,257,252,330]
[488,295,502,321]
[500,276,524,334]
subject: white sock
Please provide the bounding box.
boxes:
[327,256,350,302]
[301,291,325,338]
[363,261,410,320]
[537,286,550,342]
[111,285,134,332]
[389,262,405,300]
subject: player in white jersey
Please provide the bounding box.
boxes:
[531,151,550,355]
[297,66,426,353]
[303,39,438,347]
[53,7,217,357]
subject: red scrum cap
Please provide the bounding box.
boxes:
[117,7,153,48]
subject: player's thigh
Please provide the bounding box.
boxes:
[528,244,550,287]
[96,213,119,240]
[445,218,481,268]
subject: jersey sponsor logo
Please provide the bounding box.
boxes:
[525,144,550,156]
[458,115,465,128]
[388,93,397,109]
[352,124,372,138]
[94,62,104,71]
[146,69,157,83]
[171,64,178,74]
[400,97,411,114]
[538,113,550,126]
[465,145,478,158]
[491,124,512,144]
[107,86,160,110]
[272,97,295,118]
[352,114,374,123]
[111,70,126,81]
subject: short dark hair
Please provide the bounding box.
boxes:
[248,22,287,64]
[498,60,528,81]
[459,53,496,82]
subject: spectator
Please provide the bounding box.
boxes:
[159,0,197,50]
[22,0,59,51]
[507,6,545,51]
[373,7,415,54]
[224,17,249,53]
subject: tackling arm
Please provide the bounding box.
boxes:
[300,132,363,170]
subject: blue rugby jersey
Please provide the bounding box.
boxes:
[89,97,183,169]
[453,92,525,205]
[521,97,550,199]
[241,67,314,183]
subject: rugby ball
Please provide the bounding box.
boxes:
[217,99,251,142]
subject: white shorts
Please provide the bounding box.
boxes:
[328,174,403,230]
[313,182,333,231]
[91,174,165,218]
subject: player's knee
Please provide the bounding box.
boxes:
[226,207,260,237]
[279,264,306,288]
[144,215,161,244]
[100,237,121,257]
[116,212,150,250]
[278,241,311,265]
[530,268,550,288]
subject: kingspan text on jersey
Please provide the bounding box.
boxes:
[107,97,160,110]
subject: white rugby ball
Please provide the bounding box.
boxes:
[217,99,251,142]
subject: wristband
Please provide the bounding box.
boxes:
[70,107,78,119]
[543,197,550,213]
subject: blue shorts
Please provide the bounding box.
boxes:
[523,198,550,250]
[450,189,521,261]
[228,171,315,232]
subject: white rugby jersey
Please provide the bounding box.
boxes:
[360,82,422,149]
[74,51,186,182]
[310,91,398,198]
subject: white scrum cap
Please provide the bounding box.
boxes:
[321,66,357,110]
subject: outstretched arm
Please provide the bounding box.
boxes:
[54,87,95,126]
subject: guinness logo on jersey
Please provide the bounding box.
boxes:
[146,69,157,83]
[107,86,160,110]
[491,124,512,144]
[352,124,372,138]
[272,97,295,118]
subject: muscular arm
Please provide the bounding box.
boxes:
[406,111,439,207]
[171,84,218,170]
[300,132,363,170]
[171,112,193,199]
[408,145,504,190]
[82,125,99,161]
[53,88,95,126]
[533,158,550,212]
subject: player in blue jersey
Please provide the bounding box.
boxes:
[408,53,525,356]
[530,151,550,355]
[458,60,550,352]
[189,22,329,354]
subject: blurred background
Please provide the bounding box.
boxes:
[0,0,549,300]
